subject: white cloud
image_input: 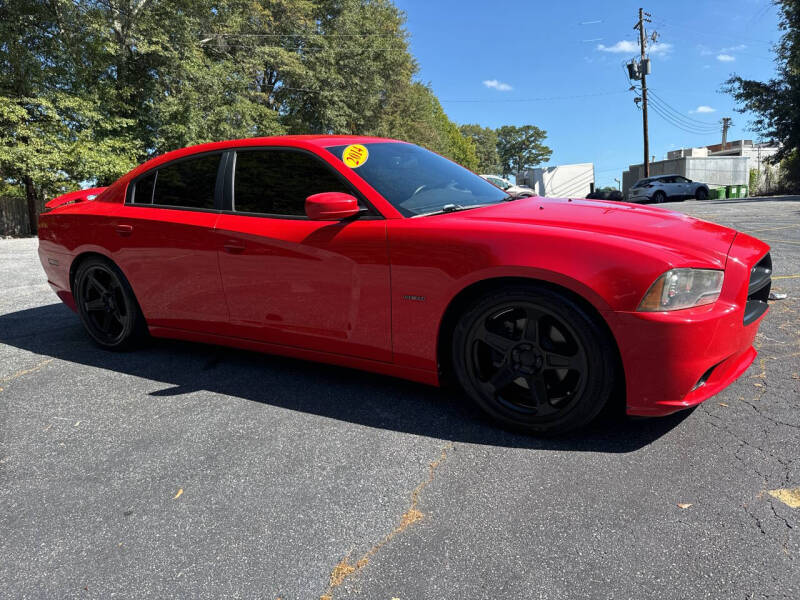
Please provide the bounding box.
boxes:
[648,42,673,56]
[597,40,672,56]
[690,105,716,114]
[483,79,513,92]
[700,44,746,59]
[721,44,747,53]
[597,40,638,53]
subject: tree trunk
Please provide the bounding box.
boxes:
[23,175,38,235]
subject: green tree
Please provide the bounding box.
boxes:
[0,0,481,234]
[372,82,477,168]
[0,0,141,232]
[496,125,552,177]
[460,124,501,173]
[724,0,800,189]
[281,0,416,134]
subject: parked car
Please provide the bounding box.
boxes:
[586,189,624,201]
[38,136,771,435]
[480,174,535,198]
[628,175,710,203]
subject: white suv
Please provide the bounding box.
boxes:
[480,174,535,198]
[628,175,709,203]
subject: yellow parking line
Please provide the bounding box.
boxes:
[746,224,800,234]
[0,359,53,384]
[773,274,800,280]
[767,487,800,508]
[762,238,800,246]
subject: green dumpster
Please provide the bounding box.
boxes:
[726,185,738,199]
[712,187,726,200]
[739,185,748,198]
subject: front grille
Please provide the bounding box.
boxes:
[743,252,772,325]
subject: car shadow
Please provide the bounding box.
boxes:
[0,303,693,453]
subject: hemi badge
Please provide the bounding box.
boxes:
[47,258,59,266]
[402,294,426,302]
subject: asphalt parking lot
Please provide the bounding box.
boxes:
[1,196,799,599]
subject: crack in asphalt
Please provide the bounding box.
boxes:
[698,331,799,540]
[319,444,453,600]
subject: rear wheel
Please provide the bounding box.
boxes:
[652,191,666,203]
[452,285,616,435]
[74,257,146,350]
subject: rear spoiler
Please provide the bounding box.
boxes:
[45,187,107,210]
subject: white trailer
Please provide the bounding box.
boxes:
[517,163,595,198]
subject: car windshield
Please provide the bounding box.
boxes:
[327,142,510,217]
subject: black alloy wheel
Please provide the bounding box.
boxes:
[695,187,708,200]
[452,285,615,435]
[74,257,145,349]
[652,191,666,203]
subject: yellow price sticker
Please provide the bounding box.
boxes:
[342,144,369,168]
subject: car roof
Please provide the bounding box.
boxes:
[126,135,404,181]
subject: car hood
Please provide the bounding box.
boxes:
[459,197,737,267]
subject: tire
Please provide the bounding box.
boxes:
[652,191,666,204]
[451,284,616,435]
[73,257,147,350]
[695,187,708,200]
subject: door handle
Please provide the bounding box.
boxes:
[223,241,246,254]
[114,224,133,236]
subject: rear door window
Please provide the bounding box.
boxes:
[151,154,221,210]
[133,171,156,204]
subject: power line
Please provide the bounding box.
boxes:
[648,101,718,135]
[647,89,720,128]
[647,101,717,134]
[646,95,719,132]
[439,90,628,103]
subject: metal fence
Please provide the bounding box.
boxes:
[0,196,45,237]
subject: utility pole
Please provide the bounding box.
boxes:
[635,8,652,177]
[721,117,733,150]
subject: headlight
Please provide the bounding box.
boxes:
[638,268,724,311]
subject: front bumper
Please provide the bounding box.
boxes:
[627,192,650,203]
[607,233,771,417]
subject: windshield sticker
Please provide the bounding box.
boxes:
[342,144,369,168]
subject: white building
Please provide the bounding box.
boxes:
[660,140,781,195]
[517,163,595,198]
[706,140,781,194]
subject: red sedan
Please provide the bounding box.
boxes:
[37,136,772,434]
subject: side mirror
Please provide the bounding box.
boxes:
[305,192,361,221]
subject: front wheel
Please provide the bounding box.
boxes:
[74,257,147,350]
[695,187,708,200]
[452,285,616,435]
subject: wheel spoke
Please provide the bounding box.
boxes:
[523,309,539,343]
[477,327,514,355]
[527,375,549,408]
[101,312,113,332]
[545,351,582,370]
[488,364,517,392]
[88,273,108,295]
[84,298,105,312]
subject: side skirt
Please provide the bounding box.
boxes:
[148,325,440,387]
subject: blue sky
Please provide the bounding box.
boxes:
[394,0,781,187]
